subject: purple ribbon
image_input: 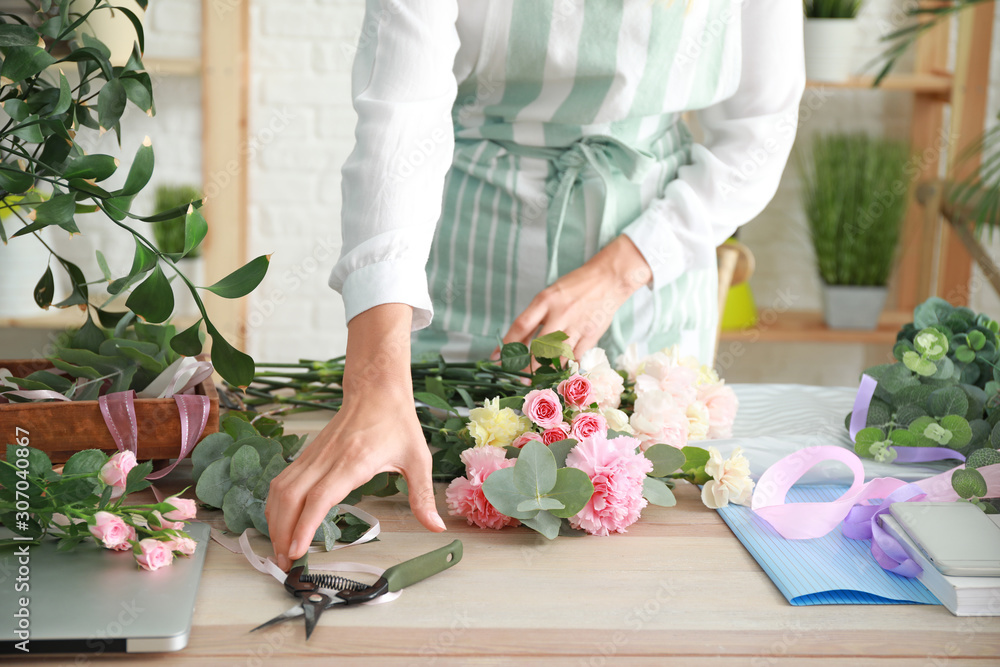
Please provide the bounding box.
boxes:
[890,446,966,463]
[849,374,877,441]
[842,483,926,578]
[98,390,210,481]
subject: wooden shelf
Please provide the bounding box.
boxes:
[806,73,953,94]
[719,309,911,344]
[0,309,198,331]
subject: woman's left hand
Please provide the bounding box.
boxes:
[501,235,653,359]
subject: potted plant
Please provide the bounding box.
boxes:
[801,133,910,329]
[804,0,863,82]
[151,184,202,318]
[0,1,266,460]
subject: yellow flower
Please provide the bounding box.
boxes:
[468,397,524,448]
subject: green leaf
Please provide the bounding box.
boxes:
[0,24,40,47]
[681,446,710,473]
[853,427,886,458]
[969,330,987,351]
[498,396,524,411]
[928,387,969,419]
[0,163,34,194]
[530,331,574,361]
[195,457,233,508]
[123,460,153,496]
[318,511,343,550]
[97,79,127,132]
[913,328,949,360]
[53,70,72,116]
[517,497,565,513]
[121,72,153,111]
[9,114,44,143]
[642,477,677,507]
[513,440,558,498]
[191,432,234,482]
[644,443,687,477]
[520,510,562,539]
[940,415,973,449]
[952,467,988,499]
[33,265,54,309]
[202,254,270,299]
[170,318,204,356]
[546,466,594,518]
[118,139,154,197]
[222,485,256,533]
[413,391,456,414]
[125,265,174,323]
[956,346,976,364]
[95,250,113,281]
[5,445,53,477]
[480,467,536,520]
[252,453,287,500]
[546,438,577,468]
[966,448,1000,469]
[1,46,56,82]
[500,341,531,372]
[182,205,207,258]
[108,239,158,295]
[33,193,77,231]
[64,154,119,181]
[903,350,937,377]
[207,322,255,388]
[247,498,269,535]
[229,444,265,488]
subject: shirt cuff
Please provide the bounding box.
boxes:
[332,259,434,331]
[621,207,686,292]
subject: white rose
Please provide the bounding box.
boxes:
[602,407,633,434]
[700,447,754,509]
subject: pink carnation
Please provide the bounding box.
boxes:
[541,423,570,445]
[135,538,174,571]
[570,412,607,441]
[445,447,519,530]
[698,382,739,439]
[99,450,137,498]
[512,431,543,449]
[89,511,131,550]
[557,374,594,409]
[522,389,564,428]
[629,390,690,451]
[635,358,698,406]
[566,433,653,536]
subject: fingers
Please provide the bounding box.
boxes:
[504,296,547,346]
[287,473,357,561]
[402,447,446,532]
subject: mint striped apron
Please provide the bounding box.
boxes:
[413,0,736,366]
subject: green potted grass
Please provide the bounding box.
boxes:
[804,0,863,82]
[802,133,910,329]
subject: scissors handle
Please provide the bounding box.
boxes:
[384,540,463,592]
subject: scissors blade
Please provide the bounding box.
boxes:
[249,604,303,633]
[301,592,332,640]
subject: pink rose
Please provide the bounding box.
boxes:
[541,423,570,445]
[111,524,138,552]
[135,538,174,571]
[164,536,198,556]
[698,382,739,439]
[557,374,594,409]
[570,412,607,441]
[511,431,543,449]
[522,389,564,429]
[163,496,197,521]
[566,432,653,536]
[629,390,689,451]
[88,511,131,550]
[445,447,519,530]
[99,451,137,498]
[150,511,185,531]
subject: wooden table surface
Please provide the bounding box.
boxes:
[25,415,1000,665]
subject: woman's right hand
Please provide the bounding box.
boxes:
[264,303,447,571]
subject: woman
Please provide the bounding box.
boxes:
[266,0,805,569]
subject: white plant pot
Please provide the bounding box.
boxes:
[804,18,861,82]
[821,284,888,330]
[70,0,146,67]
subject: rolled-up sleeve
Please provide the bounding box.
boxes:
[622,0,805,290]
[329,0,460,330]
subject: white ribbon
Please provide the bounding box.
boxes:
[138,357,215,398]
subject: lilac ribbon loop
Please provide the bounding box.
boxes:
[849,374,877,442]
[98,390,210,481]
[890,446,966,463]
[842,483,927,578]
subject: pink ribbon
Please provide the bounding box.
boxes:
[98,390,210,480]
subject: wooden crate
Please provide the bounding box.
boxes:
[0,359,220,464]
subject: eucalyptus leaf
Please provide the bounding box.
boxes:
[481,467,537,520]
[195,457,233,508]
[642,477,678,507]
[221,485,256,533]
[644,443,687,477]
[520,510,562,540]
[546,466,594,518]
[191,432,235,482]
[513,440,558,498]
[228,444,262,488]
[547,438,577,468]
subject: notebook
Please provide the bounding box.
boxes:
[879,514,1000,616]
[716,485,940,606]
[0,521,209,654]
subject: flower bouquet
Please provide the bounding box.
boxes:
[441,335,749,538]
[1,442,198,571]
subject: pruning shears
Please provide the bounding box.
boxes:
[251,540,463,640]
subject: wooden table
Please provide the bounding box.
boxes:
[25,413,1000,665]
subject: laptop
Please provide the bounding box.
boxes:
[0,521,209,654]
